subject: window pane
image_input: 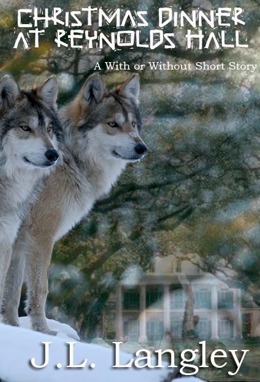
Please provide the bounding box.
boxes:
[146,286,163,308]
[123,288,140,310]
[196,318,211,339]
[170,289,186,309]
[194,289,211,309]
[171,316,184,339]
[147,320,164,341]
[218,290,234,309]
[123,319,139,341]
[218,319,234,338]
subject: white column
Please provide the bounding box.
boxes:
[234,288,242,338]
[139,285,147,343]
[116,285,124,341]
[163,285,171,334]
[211,285,219,339]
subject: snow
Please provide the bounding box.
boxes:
[174,380,206,382]
[18,316,80,341]
[0,318,206,382]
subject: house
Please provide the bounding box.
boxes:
[103,254,260,342]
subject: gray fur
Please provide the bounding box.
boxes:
[0,76,62,317]
[2,74,147,334]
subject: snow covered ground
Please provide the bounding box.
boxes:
[0,318,205,382]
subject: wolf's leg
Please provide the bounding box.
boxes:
[0,223,19,320]
[0,246,12,316]
[25,238,55,335]
[1,238,26,327]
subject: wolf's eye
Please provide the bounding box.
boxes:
[20,125,31,132]
[47,124,53,133]
[132,121,136,128]
[108,122,118,128]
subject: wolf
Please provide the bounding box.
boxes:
[0,75,62,313]
[2,73,147,334]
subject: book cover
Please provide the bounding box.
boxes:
[0,1,259,381]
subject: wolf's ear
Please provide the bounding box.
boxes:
[0,75,20,109]
[36,76,58,108]
[119,74,140,102]
[82,74,105,106]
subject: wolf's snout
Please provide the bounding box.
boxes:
[134,143,148,156]
[45,149,59,163]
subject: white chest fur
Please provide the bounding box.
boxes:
[53,158,126,241]
[55,201,92,241]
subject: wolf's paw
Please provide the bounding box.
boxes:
[35,327,58,336]
[31,317,58,336]
[1,313,19,327]
[4,320,19,327]
[32,322,58,336]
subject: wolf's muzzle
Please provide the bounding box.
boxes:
[134,143,148,157]
[45,149,59,163]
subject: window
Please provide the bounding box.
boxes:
[197,317,211,339]
[123,288,140,310]
[147,320,164,341]
[218,318,234,338]
[171,316,183,339]
[171,289,186,309]
[194,289,211,309]
[123,320,139,341]
[218,290,234,309]
[146,286,163,308]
